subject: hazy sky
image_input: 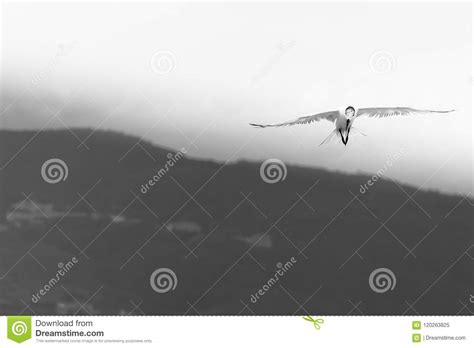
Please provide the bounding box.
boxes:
[1,1,472,195]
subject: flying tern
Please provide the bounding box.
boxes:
[250,106,454,146]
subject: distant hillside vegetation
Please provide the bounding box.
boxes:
[0,129,471,315]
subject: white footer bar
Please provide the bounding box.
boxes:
[1,316,472,347]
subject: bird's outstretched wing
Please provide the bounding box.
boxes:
[356,107,454,119]
[250,111,338,128]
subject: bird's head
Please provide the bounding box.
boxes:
[345,106,355,118]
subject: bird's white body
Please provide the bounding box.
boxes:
[335,112,350,130]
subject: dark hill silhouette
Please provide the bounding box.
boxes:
[0,129,472,315]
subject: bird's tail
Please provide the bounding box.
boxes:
[319,129,340,146]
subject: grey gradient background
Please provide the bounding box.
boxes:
[1,1,472,194]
